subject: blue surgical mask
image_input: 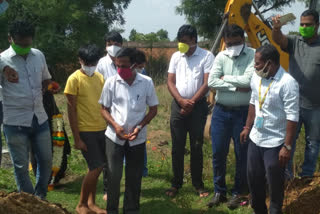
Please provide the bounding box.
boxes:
[0,1,9,15]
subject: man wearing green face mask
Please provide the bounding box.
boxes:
[272,9,320,180]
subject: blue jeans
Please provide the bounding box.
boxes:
[287,107,320,178]
[3,116,52,199]
[211,104,248,195]
[143,144,148,177]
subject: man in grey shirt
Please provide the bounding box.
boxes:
[272,9,320,178]
[0,20,52,199]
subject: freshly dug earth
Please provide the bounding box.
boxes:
[283,173,320,214]
[0,191,71,214]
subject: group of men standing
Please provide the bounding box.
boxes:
[166,9,320,214]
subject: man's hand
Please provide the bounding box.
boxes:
[272,15,282,30]
[115,125,129,140]
[220,76,224,80]
[3,66,19,83]
[128,127,140,141]
[180,107,192,116]
[279,146,291,167]
[74,138,88,152]
[236,87,251,93]
[178,98,195,111]
[240,128,250,144]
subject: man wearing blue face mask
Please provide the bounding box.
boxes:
[207,24,255,209]
[166,24,215,198]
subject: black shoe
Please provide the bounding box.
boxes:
[207,193,227,208]
[227,194,243,210]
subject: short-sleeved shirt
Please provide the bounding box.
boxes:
[168,46,215,99]
[64,70,106,132]
[96,54,117,80]
[99,73,159,147]
[285,35,320,109]
[0,47,51,127]
[249,67,299,148]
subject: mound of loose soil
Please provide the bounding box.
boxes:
[283,173,320,214]
[0,191,71,214]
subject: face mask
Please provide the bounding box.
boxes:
[11,42,31,55]
[299,26,315,39]
[178,42,189,53]
[107,45,121,57]
[0,1,9,15]
[255,61,270,78]
[117,64,135,80]
[225,44,244,57]
[135,68,143,73]
[81,65,96,76]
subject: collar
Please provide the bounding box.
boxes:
[269,66,284,81]
[7,45,35,58]
[297,35,320,44]
[106,54,114,65]
[116,72,143,85]
[182,45,200,57]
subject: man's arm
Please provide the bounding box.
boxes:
[65,94,87,152]
[272,15,289,50]
[190,73,209,103]
[240,104,255,144]
[279,120,298,167]
[101,106,128,140]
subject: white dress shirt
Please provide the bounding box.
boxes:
[0,47,51,126]
[96,54,117,80]
[249,66,299,148]
[168,46,215,99]
[99,73,159,147]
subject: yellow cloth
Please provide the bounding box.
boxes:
[64,70,106,132]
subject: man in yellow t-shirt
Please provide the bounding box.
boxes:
[64,44,106,214]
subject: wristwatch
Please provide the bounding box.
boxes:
[283,144,292,151]
[136,125,142,131]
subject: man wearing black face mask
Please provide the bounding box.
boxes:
[207,24,255,209]
[240,44,299,214]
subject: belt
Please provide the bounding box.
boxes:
[216,103,249,111]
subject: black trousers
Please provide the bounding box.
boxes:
[247,140,285,214]
[170,98,208,189]
[105,137,145,214]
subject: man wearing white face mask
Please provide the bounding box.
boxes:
[96,31,123,80]
[65,44,107,214]
[207,24,255,209]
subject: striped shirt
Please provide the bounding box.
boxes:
[208,46,255,106]
[249,66,299,148]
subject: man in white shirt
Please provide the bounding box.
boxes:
[240,44,299,214]
[96,31,123,80]
[0,20,52,199]
[166,25,215,198]
[99,48,158,214]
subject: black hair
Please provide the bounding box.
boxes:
[115,48,136,64]
[223,24,244,38]
[256,44,280,65]
[301,9,319,23]
[177,25,198,43]
[9,20,35,39]
[78,44,102,66]
[135,49,146,65]
[104,31,123,44]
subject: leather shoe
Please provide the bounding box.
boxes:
[227,194,242,209]
[207,193,227,208]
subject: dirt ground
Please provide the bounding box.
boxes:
[0,192,71,214]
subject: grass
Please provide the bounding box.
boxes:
[0,84,319,214]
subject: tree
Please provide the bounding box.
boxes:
[0,0,131,82]
[176,0,295,39]
[128,29,170,42]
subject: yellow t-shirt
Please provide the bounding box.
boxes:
[64,70,106,132]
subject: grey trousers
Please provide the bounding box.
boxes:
[105,137,145,214]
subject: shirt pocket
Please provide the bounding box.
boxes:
[192,66,202,79]
[131,92,147,112]
[28,63,43,88]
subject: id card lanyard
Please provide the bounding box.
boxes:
[255,79,274,129]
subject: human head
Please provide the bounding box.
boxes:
[115,47,137,81]
[299,9,319,39]
[254,44,280,78]
[135,49,146,69]
[177,25,198,55]
[223,24,245,47]
[9,20,35,55]
[104,31,123,59]
[78,44,102,66]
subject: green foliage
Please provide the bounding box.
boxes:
[0,0,131,83]
[176,0,295,39]
[129,28,170,42]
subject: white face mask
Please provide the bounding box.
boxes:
[135,68,143,73]
[225,44,244,57]
[106,45,121,57]
[81,65,96,76]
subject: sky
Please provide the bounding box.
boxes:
[121,0,309,41]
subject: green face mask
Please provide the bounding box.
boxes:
[299,26,315,38]
[11,42,31,55]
